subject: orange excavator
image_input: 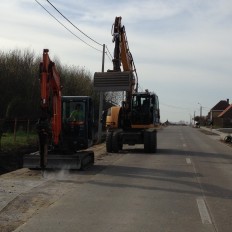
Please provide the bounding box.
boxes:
[24,49,94,169]
[94,16,160,153]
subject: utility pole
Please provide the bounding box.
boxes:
[198,103,202,126]
[194,111,196,126]
[189,114,192,126]
[200,105,202,122]
[97,44,105,143]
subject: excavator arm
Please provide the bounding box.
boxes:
[112,16,134,73]
[94,16,138,92]
[40,49,61,144]
[37,49,62,168]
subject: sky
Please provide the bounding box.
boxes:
[1,0,232,123]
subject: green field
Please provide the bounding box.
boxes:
[0,132,38,153]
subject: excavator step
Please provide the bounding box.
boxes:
[23,151,94,170]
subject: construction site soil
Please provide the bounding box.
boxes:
[0,146,37,175]
[0,143,107,232]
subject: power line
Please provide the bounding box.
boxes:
[137,83,144,92]
[105,52,112,63]
[105,45,113,64]
[160,102,191,111]
[105,45,113,60]
[46,0,103,47]
[36,1,117,68]
[35,0,102,52]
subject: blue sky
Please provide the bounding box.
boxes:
[1,0,232,123]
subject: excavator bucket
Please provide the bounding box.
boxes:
[23,151,94,170]
[94,71,133,91]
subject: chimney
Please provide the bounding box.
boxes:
[227,99,229,104]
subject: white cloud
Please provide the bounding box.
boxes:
[1,0,232,122]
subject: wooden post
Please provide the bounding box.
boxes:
[97,44,105,144]
[14,118,17,143]
[27,119,30,139]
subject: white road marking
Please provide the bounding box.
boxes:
[196,198,212,224]
[186,158,191,164]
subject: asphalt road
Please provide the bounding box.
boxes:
[2,126,232,232]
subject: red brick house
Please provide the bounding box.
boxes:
[210,99,230,128]
[218,104,232,128]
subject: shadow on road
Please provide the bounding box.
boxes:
[158,148,232,161]
[87,163,232,200]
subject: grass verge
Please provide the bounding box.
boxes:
[0,132,38,154]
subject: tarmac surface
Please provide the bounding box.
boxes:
[0,126,232,231]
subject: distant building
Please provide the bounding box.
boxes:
[218,104,232,128]
[210,99,230,128]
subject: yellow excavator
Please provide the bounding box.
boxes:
[94,16,160,153]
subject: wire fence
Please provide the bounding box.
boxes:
[0,118,38,142]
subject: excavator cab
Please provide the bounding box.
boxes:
[131,92,160,125]
[61,96,94,151]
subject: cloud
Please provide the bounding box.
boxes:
[1,0,232,122]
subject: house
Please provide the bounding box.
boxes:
[218,104,232,128]
[210,99,230,128]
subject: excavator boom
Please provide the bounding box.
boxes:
[40,49,61,145]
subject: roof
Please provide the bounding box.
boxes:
[218,104,232,118]
[211,100,229,111]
